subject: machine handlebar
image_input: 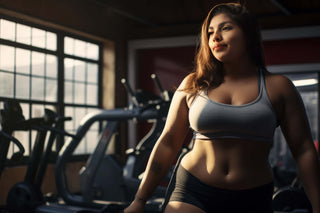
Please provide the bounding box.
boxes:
[151,74,171,102]
[121,78,140,107]
[121,74,171,107]
[0,131,25,155]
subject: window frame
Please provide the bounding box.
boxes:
[0,13,104,163]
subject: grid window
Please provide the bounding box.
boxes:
[0,45,15,72]
[0,17,102,158]
[0,44,58,101]
[64,106,100,154]
[17,24,31,45]
[64,58,98,105]
[63,36,100,154]
[64,36,99,60]
[0,19,57,50]
[0,19,15,41]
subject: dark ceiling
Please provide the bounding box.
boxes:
[93,0,320,38]
[0,0,319,40]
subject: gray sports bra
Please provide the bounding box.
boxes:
[189,69,279,144]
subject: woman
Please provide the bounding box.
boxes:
[124,3,320,213]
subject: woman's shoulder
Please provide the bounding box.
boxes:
[264,70,295,92]
[177,73,195,89]
[176,73,198,107]
[264,70,299,102]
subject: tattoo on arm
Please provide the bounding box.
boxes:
[150,161,162,174]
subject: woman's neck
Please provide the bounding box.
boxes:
[222,61,257,80]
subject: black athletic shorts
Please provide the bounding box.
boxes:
[168,165,274,213]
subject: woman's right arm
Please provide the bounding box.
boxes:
[124,77,192,213]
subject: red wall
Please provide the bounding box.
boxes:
[264,38,320,65]
[137,46,195,94]
[137,37,320,91]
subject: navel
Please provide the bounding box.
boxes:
[222,162,230,176]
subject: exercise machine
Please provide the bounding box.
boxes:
[0,100,74,213]
[273,169,312,213]
[0,130,25,180]
[43,74,174,212]
[0,100,26,179]
[80,75,172,204]
[271,142,314,213]
[7,74,182,213]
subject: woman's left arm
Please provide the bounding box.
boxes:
[276,75,320,213]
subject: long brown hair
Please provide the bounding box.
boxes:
[185,3,265,95]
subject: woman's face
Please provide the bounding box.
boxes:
[208,13,247,63]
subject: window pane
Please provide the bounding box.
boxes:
[64,58,74,80]
[74,39,86,58]
[64,81,73,103]
[13,131,30,155]
[20,103,30,120]
[31,105,45,149]
[0,45,15,72]
[74,60,85,82]
[32,51,45,76]
[65,106,75,131]
[32,28,46,48]
[45,79,57,102]
[86,43,99,60]
[87,63,98,83]
[30,129,38,149]
[31,77,44,100]
[30,104,46,148]
[46,31,57,51]
[75,140,86,154]
[64,37,74,55]
[87,84,97,104]
[16,48,31,74]
[74,82,85,104]
[0,19,15,41]
[44,104,56,113]
[0,72,13,97]
[17,24,31,45]
[73,107,87,154]
[12,103,30,155]
[16,74,30,99]
[86,130,99,153]
[32,104,45,119]
[46,55,57,78]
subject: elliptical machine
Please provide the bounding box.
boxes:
[37,74,175,213]
[0,100,26,178]
[79,74,172,206]
[0,100,74,213]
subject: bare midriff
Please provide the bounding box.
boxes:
[180,138,274,190]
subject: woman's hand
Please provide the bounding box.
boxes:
[123,199,146,213]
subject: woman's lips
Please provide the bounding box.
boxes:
[214,44,226,51]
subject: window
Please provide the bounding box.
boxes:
[63,36,101,154]
[0,17,102,158]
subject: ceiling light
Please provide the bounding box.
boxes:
[293,79,318,87]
